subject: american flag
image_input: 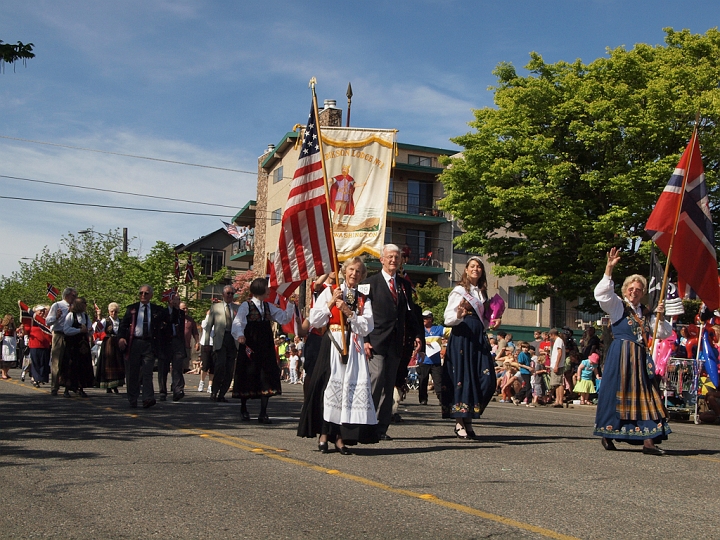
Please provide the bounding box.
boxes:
[46,283,59,301]
[185,254,194,283]
[174,252,180,279]
[221,220,241,239]
[646,130,720,310]
[270,103,334,288]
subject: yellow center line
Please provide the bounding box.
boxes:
[82,398,578,540]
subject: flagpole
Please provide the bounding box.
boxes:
[651,124,700,347]
[309,77,347,354]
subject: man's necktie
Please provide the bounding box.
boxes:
[389,277,398,304]
[143,304,149,337]
[225,303,232,327]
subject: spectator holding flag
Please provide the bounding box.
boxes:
[593,247,672,455]
[24,305,52,387]
[231,278,294,424]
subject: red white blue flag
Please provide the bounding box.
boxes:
[645,131,720,310]
[185,254,194,283]
[46,283,59,301]
[270,103,334,288]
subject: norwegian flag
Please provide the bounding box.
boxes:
[161,287,178,303]
[185,254,194,283]
[270,103,334,290]
[19,301,51,335]
[281,301,304,336]
[174,252,180,279]
[645,130,720,310]
[46,283,59,301]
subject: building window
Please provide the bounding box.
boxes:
[273,166,284,184]
[199,249,225,277]
[407,179,434,215]
[576,297,598,323]
[508,287,536,311]
[408,154,432,167]
[387,178,394,204]
[271,208,282,225]
[384,226,392,244]
[405,229,429,266]
[200,284,228,301]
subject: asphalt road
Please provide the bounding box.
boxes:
[1,370,719,540]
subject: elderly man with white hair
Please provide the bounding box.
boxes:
[362,244,423,440]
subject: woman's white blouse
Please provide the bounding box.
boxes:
[444,285,487,327]
[594,274,671,339]
[309,284,374,337]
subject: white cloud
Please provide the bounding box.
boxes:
[0,130,259,279]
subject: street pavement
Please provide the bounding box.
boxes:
[1,370,719,540]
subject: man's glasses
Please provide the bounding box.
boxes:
[139,291,151,296]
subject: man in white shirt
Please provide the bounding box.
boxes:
[548,327,566,407]
[45,287,77,396]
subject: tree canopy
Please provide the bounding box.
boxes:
[440,27,720,305]
[0,230,224,321]
[0,40,34,72]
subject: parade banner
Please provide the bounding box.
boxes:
[321,127,396,260]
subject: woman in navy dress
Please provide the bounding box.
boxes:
[593,247,671,455]
[441,256,498,439]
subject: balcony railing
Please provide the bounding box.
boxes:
[365,246,445,269]
[231,228,255,255]
[387,191,444,217]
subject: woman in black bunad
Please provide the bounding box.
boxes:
[593,247,671,455]
[60,297,94,398]
[95,302,125,393]
[231,278,294,424]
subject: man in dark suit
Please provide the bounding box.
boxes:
[118,284,168,409]
[362,244,423,439]
[157,293,187,402]
[203,285,239,402]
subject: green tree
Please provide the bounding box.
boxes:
[415,279,452,322]
[0,40,34,72]
[440,28,720,306]
[0,231,223,322]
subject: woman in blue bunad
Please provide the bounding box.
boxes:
[593,247,672,455]
[441,256,498,440]
[297,257,377,454]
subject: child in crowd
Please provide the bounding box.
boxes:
[531,351,547,406]
[500,363,519,402]
[573,352,600,404]
[288,345,299,384]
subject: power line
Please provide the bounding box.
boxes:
[0,135,258,175]
[0,174,239,209]
[0,195,232,217]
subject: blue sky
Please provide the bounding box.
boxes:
[1,0,719,279]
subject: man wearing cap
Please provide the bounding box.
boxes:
[417,310,445,405]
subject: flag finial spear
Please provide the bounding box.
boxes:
[309,77,317,90]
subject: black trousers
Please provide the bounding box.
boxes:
[516,372,532,403]
[416,363,443,403]
[158,336,186,396]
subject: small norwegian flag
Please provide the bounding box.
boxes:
[46,283,60,301]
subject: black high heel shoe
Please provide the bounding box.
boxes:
[318,441,329,453]
[335,445,351,455]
